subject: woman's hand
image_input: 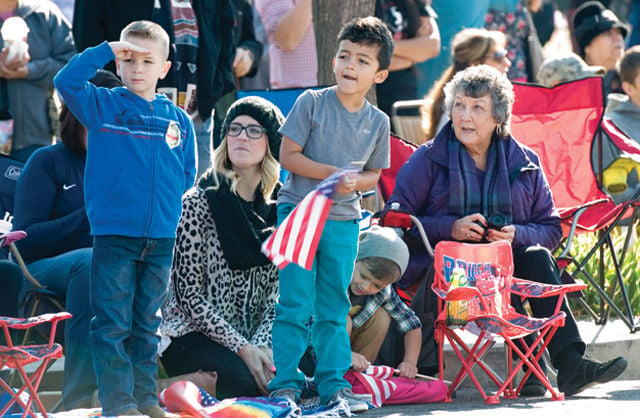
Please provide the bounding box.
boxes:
[486,224,515,244]
[396,361,417,379]
[351,351,370,372]
[451,213,487,242]
[237,344,275,395]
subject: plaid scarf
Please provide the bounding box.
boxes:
[445,123,513,227]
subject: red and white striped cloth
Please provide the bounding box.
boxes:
[354,365,398,407]
[261,167,358,270]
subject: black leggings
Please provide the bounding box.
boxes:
[160,332,257,399]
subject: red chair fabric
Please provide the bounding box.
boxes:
[431,241,585,404]
[378,133,418,203]
[0,312,71,418]
[511,77,640,331]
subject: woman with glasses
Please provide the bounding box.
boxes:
[159,96,284,398]
[421,28,510,142]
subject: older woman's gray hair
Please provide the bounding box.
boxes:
[443,65,514,137]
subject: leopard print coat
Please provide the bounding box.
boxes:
[159,187,279,353]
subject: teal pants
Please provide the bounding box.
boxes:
[269,204,359,402]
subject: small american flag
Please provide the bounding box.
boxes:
[262,165,360,270]
[360,365,398,407]
[365,365,395,379]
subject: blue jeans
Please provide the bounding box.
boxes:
[90,236,175,415]
[269,204,359,403]
[195,115,213,179]
[25,248,96,409]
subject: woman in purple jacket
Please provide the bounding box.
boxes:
[385,65,627,398]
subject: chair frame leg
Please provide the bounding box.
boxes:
[439,323,566,404]
[0,359,53,418]
[561,212,638,332]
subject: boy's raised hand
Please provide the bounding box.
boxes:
[108,41,151,61]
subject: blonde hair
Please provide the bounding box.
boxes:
[421,29,506,141]
[120,20,170,60]
[212,136,280,202]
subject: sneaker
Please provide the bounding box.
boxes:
[519,374,547,397]
[329,387,369,413]
[139,404,178,418]
[557,356,628,396]
[270,388,301,417]
[118,409,143,416]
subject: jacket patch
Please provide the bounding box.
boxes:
[166,121,181,148]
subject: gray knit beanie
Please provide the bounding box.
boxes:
[221,96,285,160]
[357,226,410,275]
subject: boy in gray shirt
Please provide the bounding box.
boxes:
[268,16,393,414]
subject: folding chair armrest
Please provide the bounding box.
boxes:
[510,277,586,299]
[378,203,434,257]
[0,230,26,247]
[557,199,609,259]
[557,199,609,221]
[0,312,72,330]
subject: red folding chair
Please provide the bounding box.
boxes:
[1,231,66,344]
[378,133,418,204]
[511,77,640,331]
[0,311,71,418]
[431,240,586,404]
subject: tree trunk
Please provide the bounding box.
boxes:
[312,1,376,86]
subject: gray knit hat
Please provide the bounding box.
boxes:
[537,53,605,87]
[357,226,410,275]
[221,96,285,160]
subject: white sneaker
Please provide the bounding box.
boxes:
[329,387,369,413]
[270,388,301,417]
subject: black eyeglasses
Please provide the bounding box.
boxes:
[227,123,266,139]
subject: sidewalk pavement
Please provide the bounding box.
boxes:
[35,318,640,413]
[361,379,640,416]
[361,318,640,416]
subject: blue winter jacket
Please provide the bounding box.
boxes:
[386,123,562,289]
[54,42,197,238]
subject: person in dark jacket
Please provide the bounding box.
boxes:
[212,0,264,150]
[12,70,122,410]
[384,65,628,398]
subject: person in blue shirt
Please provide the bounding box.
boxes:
[54,20,196,418]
